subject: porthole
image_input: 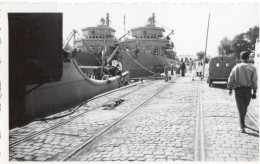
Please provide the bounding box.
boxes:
[226,62,230,67]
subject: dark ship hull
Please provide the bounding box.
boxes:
[124,51,174,78]
[9,13,129,128]
[74,51,102,66]
[24,59,128,123]
[74,51,174,78]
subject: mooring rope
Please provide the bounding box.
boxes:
[75,31,113,77]
[124,50,158,76]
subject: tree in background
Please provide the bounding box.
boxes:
[218,37,232,57]
[218,25,259,58]
[197,51,205,60]
[196,51,210,63]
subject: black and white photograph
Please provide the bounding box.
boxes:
[0,0,259,163]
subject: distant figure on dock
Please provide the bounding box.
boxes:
[110,59,119,76]
[188,58,193,73]
[171,61,174,76]
[196,62,203,77]
[176,62,181,77]
[180,59,186,77]
[227,51,258,133]
[116,62,123,76]
[164,62,169,82]
[193,61,197,70]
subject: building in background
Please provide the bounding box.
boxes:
[177,54,196,62]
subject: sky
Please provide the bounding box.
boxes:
[1,2,259,58]
[61,3,259,57]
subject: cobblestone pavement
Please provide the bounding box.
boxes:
[201,80,259,161]
[9,73,259,162]
[9,81,149,144]
[71,75,198,161]
[9,79,170,161]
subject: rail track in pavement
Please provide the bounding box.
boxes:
[9,80,155,148]
[10,75,258,161]
[194,80,259,161]
[60,80,173,161]
[62,77,258,162]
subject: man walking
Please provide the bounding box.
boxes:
[227,51,258,133]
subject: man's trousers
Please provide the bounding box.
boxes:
[234,87,252,129]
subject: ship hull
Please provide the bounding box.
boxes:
[123,51,175,78]
[74,51,174,79]
[74,51,101,66]
[11,59,129,128]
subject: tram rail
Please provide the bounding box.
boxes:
[62,80,173,161]
[194,80,259,161]
[9,76,258,162]
[194,80,205,161]
[10,80,154,148]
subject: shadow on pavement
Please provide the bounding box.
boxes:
[246,132,259,137]
[246,125,259,133]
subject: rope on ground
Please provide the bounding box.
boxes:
[125,50,158,76]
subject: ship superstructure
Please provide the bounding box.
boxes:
[123,13,175,78]
[74,13,119,66]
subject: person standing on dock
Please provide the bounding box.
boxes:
[196,62,203,77]
[171,61,174,76]
[180,59,186,77]
[176,61,181,77]
[227,51,258,133]
[116,62,123,76]
[188,58,193,73]
[164,62,169,82]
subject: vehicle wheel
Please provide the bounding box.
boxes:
[209,80,212,87]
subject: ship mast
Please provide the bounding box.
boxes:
[152,13,155,26]
[106,13,110,26]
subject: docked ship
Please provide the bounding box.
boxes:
[73,13,176,79]
[9,13,129,128]
[123,13,176,78]
[73,13,121,67]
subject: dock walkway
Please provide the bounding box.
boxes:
[9,72,259,162]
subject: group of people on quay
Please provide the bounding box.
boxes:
[163,58,203,82]
[86,58,123,80]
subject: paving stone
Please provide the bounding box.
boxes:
[9,76,258,162]
[155,158,167,161]
[224,157,236,161]
[24,156,34,160]
[13,154,26,158]
[34,157,48,161]
[128,157,137,161]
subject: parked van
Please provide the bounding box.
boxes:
[207,57,237,87]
